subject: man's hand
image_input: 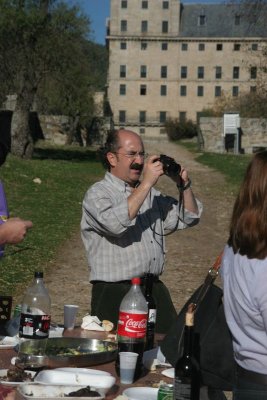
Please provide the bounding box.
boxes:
[142,155,164,187]
[0,218,33,245]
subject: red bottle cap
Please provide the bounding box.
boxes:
[131,277,141,285]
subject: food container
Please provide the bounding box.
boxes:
[18,384,105,400]
[16,337,117,369]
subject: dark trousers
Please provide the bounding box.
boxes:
[91,280,177,334]
[233,372,267,400]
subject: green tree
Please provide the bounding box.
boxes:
[0,0,95,157]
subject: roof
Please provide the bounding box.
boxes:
[179,3,267,38]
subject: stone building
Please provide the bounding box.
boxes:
[106,0,267,139]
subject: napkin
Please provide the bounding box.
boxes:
[142,346,171,371]
[81,315,105,331]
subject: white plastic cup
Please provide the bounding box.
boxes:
[64,304,79,330]
[119,352,138,384]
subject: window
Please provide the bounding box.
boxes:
[215,86,221,97]
[179,112,186,123]
[161,42,168,50]
[141,42,147,50]
[163,1,169,9]
[139,111,146,123]
[198,43,205,51]
[234,43,241,51]
[216,43,223,51]
[251,43,258,51]
[120,65,126,78]
[121,20,127,32]
[198,66,204,79]
[141,20,148,33]
[121,0,127,8]
[250,66,257,79]
[162,21,168,33]
[181,43,188,51]
[233,66,240,79]
[160,85,167,96]
[159,111,167,123]
[250,86,257,93]
[197,86,204,96]
[140,128,145,134]
[119,84,126,95]
[140,84,147,95]
[180,85,187,96]
[142,0,148,9]
[119,110,126,123]
[232,86,239,97]
[140,65,147,78]
[199,15,206,26]
[161,66,167,78]
[181,66,187,79]
[215,66,222,79]
[235,15,240,25]
[120,42,127,50]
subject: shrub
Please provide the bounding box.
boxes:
[165,118,198,141]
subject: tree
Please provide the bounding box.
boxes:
[0,0,93,157]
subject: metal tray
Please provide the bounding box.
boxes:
[16,337,117,369]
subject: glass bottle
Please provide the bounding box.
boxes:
[144,273,157,350]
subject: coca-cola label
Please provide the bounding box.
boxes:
[117,311,147,338]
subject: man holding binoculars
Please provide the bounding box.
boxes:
[81,129,202,333]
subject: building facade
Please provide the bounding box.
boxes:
[106,0,267,138]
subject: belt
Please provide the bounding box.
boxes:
[236,364,267,386]
[91,275,160,285]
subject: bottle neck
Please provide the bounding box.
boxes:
[145,274,154,297]
[183,325,194,357]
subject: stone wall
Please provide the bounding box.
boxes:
[199,117,267,154]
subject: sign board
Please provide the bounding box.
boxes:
[223,113,240,136]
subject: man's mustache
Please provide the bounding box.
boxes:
[131,163,143,171]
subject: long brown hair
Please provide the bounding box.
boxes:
[228,150,267,259]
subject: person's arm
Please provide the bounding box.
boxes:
[171,166,199,214]
[0,217,33,245]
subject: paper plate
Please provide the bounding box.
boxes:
[123,387,158,400]
[161,367,175,378]
[55,367,111,376]
[18,384,104,400]
[0,336,19,349]
[0,369,35,386]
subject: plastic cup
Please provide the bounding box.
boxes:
[64,304,79,330]
[119,352,138,384]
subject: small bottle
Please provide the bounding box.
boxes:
[115,277,148,380]
[144,273,157,350]
[174,304,200,400]
[19,271,51,339]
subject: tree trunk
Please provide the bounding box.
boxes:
[11,108,33,158]
[65,113,83,146]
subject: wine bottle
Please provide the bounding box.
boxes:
[144,273,157,350]
[174,304,200,400]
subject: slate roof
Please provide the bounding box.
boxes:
[179,3,267,38]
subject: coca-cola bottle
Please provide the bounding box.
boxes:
[115,277,148,379]
[19,271,51,339]
[144,273,157,350]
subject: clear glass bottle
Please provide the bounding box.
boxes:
[19,271,51,339]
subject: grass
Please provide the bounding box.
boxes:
[0,142,104,295]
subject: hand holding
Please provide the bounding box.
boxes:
[0,217,33,245]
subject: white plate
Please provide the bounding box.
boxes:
[18,384,104,400]
[0,369,35,386]
[123,387,158,400]
[0,336,19,349]
[34,370,115,393]
[161,367,174,378]
[55,367,111,376]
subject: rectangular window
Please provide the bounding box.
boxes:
[251,43,258,51]
[216,43,223,51]
[140,65,147,78]
[139,111,146,123]
[119,110,126,123]
[161,42,168,50]
[140,84,147,95]
[233,66,240,79]
[181,66,187,79]
[141,42,147,50]
[179,112,186,123]
[234,43,241,51]
[121,20,127,32]
[160,85,167,96]
[163,1,169,9]
[250,66,257,79]
[119,84,126,95]
[199,15,206,26]
[235,15,240,25]
[141,20,148,33]
[161,66,167,78]
[250,86,257,93]
[162,21,168,33]
[121,0,127,8]
[215,66,222,79]
[198,66,204,79]
[140,128,145,134]
[159,111,167,123]
[180,85,187,96]
[198,43,205,51]
[120,42,127,50]
[142,0,148,9]
[197,86,204,96]
[120,65,126,78]
[181,43,188,51]
[215,86,221,97]
[232,86,239,97]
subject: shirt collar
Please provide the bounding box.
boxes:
[105,172,140,193]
